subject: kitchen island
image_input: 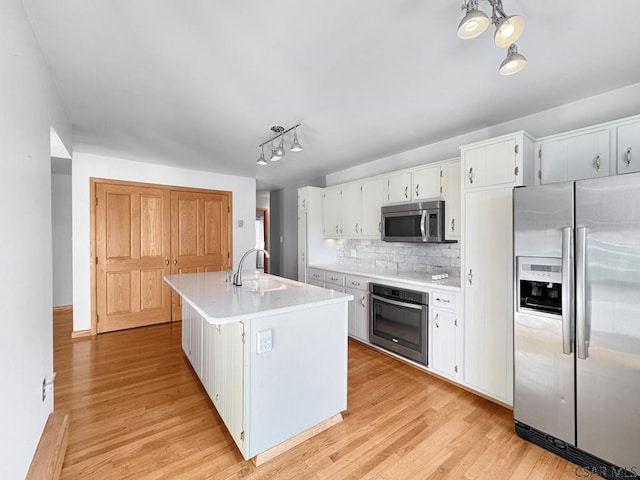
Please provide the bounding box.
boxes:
[164,271,352,465]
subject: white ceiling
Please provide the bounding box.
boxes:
[23,0,640,190]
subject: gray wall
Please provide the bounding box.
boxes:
[51,173,73,306]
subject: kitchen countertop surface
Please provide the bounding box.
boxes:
[164,271,352,324]
[308,263,461,291]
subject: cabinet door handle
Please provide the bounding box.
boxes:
[360,295,366,307]
[301,252,305,261]
[451,218,455,233]
[435,313,439,328]
[625,147,633,167]
[378,221,382,233]
[415,184,419,197]
[468,167,474,184]
[404,186,408,198]
[173,259,178,266]
[514,166,519,176]
[355,223,358,233]
[467,269,473,285]
[335,225,339,234]
[165,259,170,266]
[594,153,601,173]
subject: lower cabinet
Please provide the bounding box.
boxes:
[430,290,462,380]
[182,302,203,379]
[201,321,245,449]
[344,274,369,342]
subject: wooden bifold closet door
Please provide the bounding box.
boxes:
[94,180,231,333]
[170,190,231,321]
[95,183,172,333]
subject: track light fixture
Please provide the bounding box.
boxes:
[457,0,527,75]
[257,123,303,166]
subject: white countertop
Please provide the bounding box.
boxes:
[164,271,352,324]
[308,263,461,291]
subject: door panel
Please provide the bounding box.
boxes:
[171,190,231,320]
[96,184,172,333]
[575,174,640,467]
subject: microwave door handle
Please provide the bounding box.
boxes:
[561,227,574,355]
[420,210,427,241]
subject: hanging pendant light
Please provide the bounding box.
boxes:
[274,136,286,159]
[257,145,267,166]
[457,0,490,39]
[291,126,303,152]
[499,44,527,75]
[270,140,281,162]
[494,14,525,48]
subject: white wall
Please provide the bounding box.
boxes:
[71,152,256,333]
[52,173,73,306]
[326,82,640,186]
[0,0,72,477]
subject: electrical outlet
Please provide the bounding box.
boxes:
[257,329,273,354]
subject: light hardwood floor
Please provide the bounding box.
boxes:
[54,309,583,479]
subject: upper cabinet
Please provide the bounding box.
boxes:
[413,164,442,201]
[442,160,461,240]
[322,186,342,238]
[536,128,610,184]
[616,118,640,175]
[323,178,384,239]
[461,131,535,189]
[360,178,385,237]
[298,188,308,211]
[385,172,412,204]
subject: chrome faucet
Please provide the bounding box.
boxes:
[233,248,270,286]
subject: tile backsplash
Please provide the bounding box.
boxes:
[336,239,460,277]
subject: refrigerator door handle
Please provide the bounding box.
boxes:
[561,227,574,355]
[576,226,588,360]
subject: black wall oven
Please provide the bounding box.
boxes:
[369,283,428,365]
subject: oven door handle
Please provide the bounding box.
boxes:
[420,210,427,241]
[371,294,424,310]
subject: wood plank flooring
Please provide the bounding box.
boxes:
[54,309,583,479]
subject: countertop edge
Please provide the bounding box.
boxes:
[164,274,353,325]
[307,264,461,291]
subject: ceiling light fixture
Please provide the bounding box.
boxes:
[457,0,527,75]
[499,44,527,75]
[257,145,268,166]
[258,123,303,166]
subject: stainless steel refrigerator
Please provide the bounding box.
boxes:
[513,174,640,478]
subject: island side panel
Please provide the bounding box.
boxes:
[245,301,349,458]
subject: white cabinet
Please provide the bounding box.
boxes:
[182,302,203,379]
[430,291,461,380]
[298,187,336,282]
[325,271,345,289]
[322,187,342,238]
[341,183,362,237]
[462,187,514,405]
[385,171,412,204]
[298,188,308,212]
[537,129,610,184]
[461,131,534,189]
[307,268,325,285]
[202,321,245,448]
[413,164,441,201]
[345,274,369,342]
[459,132,533,405]
[617,120,640,174]
[441,160,461,240]
[360,178,384,237]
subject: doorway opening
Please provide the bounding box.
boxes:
[256,208,269,273]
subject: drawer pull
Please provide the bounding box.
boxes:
[436,297,451,303]
[625,147,632,167]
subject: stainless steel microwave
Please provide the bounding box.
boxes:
[381,201,448,243]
